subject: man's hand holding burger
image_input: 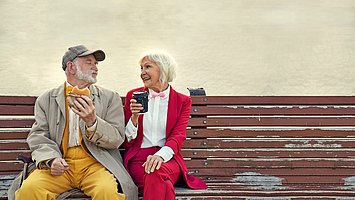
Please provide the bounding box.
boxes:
[67,86,97,127]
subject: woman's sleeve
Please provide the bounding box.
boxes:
[125,119,138,142]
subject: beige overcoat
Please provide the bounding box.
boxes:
[8,83,138,200]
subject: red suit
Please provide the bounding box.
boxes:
[123,86,207,199]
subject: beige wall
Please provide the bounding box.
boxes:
[0,0,354,96]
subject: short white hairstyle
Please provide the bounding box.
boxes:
[139,49,177,85]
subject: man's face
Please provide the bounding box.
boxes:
[75,54,98,84]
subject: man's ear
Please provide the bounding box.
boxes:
[67,61,77,75]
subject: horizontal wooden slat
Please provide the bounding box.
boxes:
[190,168,355,178]
[196,174,352,184]
[0,141,28,150]
[0,96,125,106]
[186,129,355,138]
[204,182,348,190]
[0,161,23,172]
[175,183,355,197]
[191,105,355,116]
[181,149,355,158]
[0,105,34,115]
[191,96,355,105]
[0,171,22,176]
[0,96,36,105]
[0,131,29,139]
[184,139,355,148]
[0,151,30,161]
[4,128,353,140]
[184,159,355,168]
[0,150,355,168]
[188,117,355,127]
[0,119,34,128]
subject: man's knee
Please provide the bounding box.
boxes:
[17,176,41,193]
[88,182,124,200]
[15,178,51,199]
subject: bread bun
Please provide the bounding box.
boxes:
[67,86,90,109]
[71,86,90,96]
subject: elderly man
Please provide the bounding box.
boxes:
[8,45,138,200]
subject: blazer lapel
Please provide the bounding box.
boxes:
[166,87,178,137]
[53,83,66,144]
[55,83,66,119]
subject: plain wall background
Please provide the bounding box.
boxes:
[1,0,354,96]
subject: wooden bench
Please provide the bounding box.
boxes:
[1,95,355,199]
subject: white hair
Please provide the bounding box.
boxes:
[139,49,177,85]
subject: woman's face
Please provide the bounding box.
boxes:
[140,57,162,91]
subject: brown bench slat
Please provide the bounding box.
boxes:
[191,105,355,115]
[0,105,35,115]
[205,182,348,189]
[184,139,355,148]
[191,96,355,105]
[181,149,355,158]
[0,141,28,150]
[0,96,36,105]
[188,117,355,127]
[186,129,355,138]
[0,171,22,176]
[191,168,355,176]
[0,131,29,139]
[0,151,30,161]
[0,149,355,160]
[196,185,348,193]
[196,174,353,184]
[4,154,354,168]
[185,159,355,168]
[0,161,23,172]
[0,119,34,128]
[175,187,355,197]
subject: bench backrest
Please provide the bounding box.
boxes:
[1,95,355,191]
[186,96,355,190]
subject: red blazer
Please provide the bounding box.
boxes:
[123,86,207,189]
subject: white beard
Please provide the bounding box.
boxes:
[76,65,97,84]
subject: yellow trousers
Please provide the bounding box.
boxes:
[15,146,125,200]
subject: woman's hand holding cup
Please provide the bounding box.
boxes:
[129,98,143,126]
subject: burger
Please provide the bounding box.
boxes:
[67,86,90,109]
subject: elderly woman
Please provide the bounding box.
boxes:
[123,50,207,199]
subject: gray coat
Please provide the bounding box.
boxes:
[8,83,138,200]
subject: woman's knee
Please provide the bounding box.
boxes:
[144,165,180,186]
[144,170,166,184]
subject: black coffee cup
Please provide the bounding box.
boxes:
[133,91,149,113]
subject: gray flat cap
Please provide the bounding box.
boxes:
[62,45,105,70]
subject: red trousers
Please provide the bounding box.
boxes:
[127,147,181,200]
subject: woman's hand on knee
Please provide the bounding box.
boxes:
[50,158,69,176]
[143,155,163,174]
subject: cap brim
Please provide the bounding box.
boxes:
[78,50,105,61]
